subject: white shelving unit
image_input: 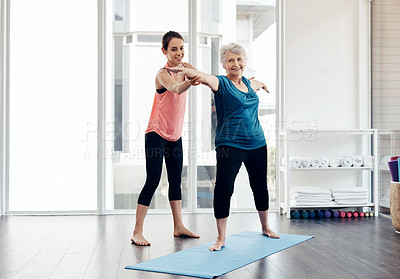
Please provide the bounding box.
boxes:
[279,129,379,218]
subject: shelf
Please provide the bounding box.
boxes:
[280,166,373,171]
[279,129,379,218]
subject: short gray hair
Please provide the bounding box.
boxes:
[219,43,247,65]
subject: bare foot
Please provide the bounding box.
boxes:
[131,233,151,246]
[263,229,280,239]
[209,238,225,251]
[174,226,200,238]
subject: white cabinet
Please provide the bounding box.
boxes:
[278,129,379,218]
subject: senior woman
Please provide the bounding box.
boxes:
[168,42,280,251]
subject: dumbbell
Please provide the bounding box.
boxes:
[323,210,331,218]
[299,210,309,219]
[291,210,300,219]
[307,210,316,219]
[331,210,340,218]
[346,211,353,218]
[339,211,346,218]
[314,210,325,218]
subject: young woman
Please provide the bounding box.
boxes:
[131,31,200,246]
[167,42,280,251]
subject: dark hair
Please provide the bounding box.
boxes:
[162,31,184,50]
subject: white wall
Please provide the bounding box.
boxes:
[284,0,370,130]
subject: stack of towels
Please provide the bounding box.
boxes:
[290,187,335,206]
[290,187,370,206]
[331,187,369,205]
[283,156,374,168]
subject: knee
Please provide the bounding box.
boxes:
[214,181,234,197]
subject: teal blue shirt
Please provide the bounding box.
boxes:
[213,75,266,150]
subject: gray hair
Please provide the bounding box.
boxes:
[219,43,247,65]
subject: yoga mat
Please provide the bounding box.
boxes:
[126,231,313,278]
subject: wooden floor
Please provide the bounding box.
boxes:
[0,212,399,279]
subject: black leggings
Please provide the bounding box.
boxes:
[214,145,269,219]
[137,132,183,206]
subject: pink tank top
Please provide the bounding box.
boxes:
[145,64,187,141]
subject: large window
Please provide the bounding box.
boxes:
[8,0,98,211]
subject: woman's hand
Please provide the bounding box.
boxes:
[249,77,269,93]
[188,76,201,86]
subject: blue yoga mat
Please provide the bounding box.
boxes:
[126,231,314,278]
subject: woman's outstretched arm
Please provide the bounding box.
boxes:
[167,67,219,92]
[157,69,200,94]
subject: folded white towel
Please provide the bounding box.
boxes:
[291,191,332,200]
[292,198,333,203]
[363,155,374,167]
[310,158,322,168]
[294,193,332,198]
[334,195,368,200]
[329,158,341,167]
[331,187,368,193]
[340,157,353,167]
[334,200,369,205]
[332,193,368,199]
[291,186,331,195]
